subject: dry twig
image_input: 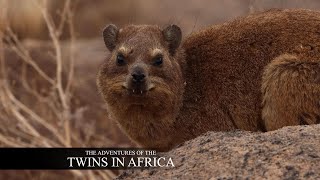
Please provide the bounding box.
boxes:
[0,0,116,179]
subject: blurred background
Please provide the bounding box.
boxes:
[2,0,320,40]
[1,0,320,179]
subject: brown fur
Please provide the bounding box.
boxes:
[98,9,320,151]
[262,54,320,130]
[97,25,186,150]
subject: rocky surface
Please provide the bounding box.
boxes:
[118,124,320,179]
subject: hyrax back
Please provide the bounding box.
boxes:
[182,9,320,133]
[261,54,320,130]
[98,9,320,151]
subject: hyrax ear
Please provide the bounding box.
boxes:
[103,24,119,51]
[162,24,182,55]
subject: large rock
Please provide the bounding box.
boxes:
[118,124,320,179]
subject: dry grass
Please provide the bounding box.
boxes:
[0,0,121,179]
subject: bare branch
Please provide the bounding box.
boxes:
[0,1,117,178]
[5,29,55,85]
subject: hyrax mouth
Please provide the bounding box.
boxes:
[122,82,155,96]
[129,89,147,95]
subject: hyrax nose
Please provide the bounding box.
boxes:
[132,72,145,82]
[131,67,146,83]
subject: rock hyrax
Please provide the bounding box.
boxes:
[97,9,320,151]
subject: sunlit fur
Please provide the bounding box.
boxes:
[182,9,320,134]
[262,54,320,131]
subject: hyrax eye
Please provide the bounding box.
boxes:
[153,55,163,66]
[116,54,126,66]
